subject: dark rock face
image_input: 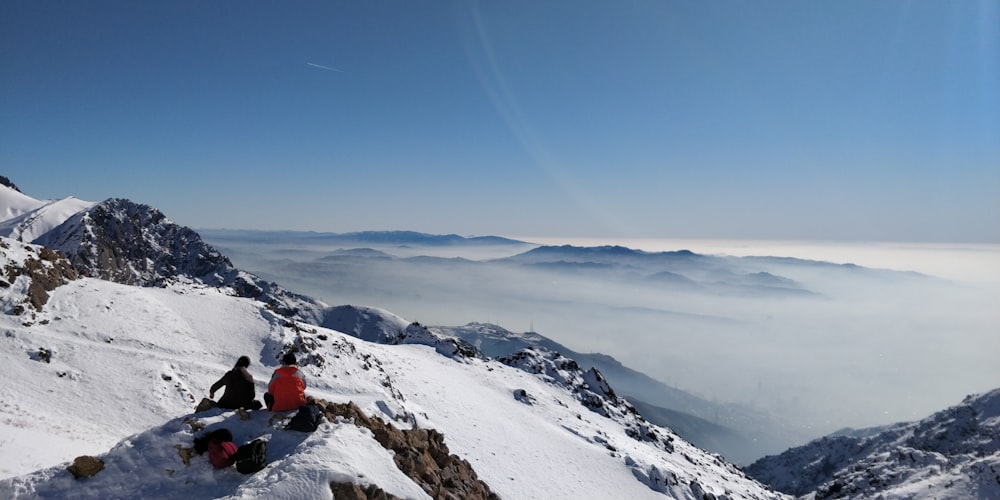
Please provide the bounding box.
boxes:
[0,176,20,192]
[36,198,232,287]
[321,400,500,500]
[34,198,325,322]
[67,456,104,479]
[330,482,400,500]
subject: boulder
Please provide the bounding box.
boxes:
[67,456,104,479]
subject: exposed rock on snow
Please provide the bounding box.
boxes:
[435,321,802,466]
[329,481,399,500]
[322,305,483,360]
[745,388,1000,499]
[66,456,104,479]
[322,400,499,500]
[0,238,78,316]
[499,347,675,453]
[33,198,327,323]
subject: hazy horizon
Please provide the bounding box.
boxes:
[202,230,1000,441]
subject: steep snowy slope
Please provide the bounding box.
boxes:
[433,321,797,465]
[745,389,1000,499]
[0,184,94,243]
[0,237,783,499]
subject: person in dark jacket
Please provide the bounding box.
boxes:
[210,356,256,410]
[264,352,307,411]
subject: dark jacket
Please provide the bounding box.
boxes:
[210,367,255,410]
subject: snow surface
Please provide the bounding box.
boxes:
[747,388,1000,500]
[0,237,781,499]
[0,185,95,243]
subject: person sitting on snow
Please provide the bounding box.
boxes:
[264,352,307,411]
[209,356,256,410]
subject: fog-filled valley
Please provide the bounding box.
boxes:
[201,229,1000,461]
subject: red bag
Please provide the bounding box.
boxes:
[208,439,238,469]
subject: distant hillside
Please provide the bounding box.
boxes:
[745,388,1000,498]
[432,322,805,465]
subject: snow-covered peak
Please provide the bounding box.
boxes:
[30,197,329,324]
[745,388,1000,499]
[0,183,95,243]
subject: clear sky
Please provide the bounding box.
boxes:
[3,1,998,242]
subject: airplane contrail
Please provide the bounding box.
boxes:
[307,62,343,72]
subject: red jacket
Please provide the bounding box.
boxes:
[268,366,306,411]
[208,439,238,469]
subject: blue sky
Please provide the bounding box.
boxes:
[3,1,998,242]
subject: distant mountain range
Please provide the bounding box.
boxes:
[199,228,530,247]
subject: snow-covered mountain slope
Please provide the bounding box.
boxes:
[744,389,1000,499]
[0,184,95,243]
[0,238,783,499]
[432,322,798,465]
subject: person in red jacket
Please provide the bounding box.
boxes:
[264,352,307,411]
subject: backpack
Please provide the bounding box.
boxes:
[234,438,268,474]
[286,404,323,432]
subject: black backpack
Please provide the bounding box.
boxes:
[286,404,323,432]
[234,438,268,474]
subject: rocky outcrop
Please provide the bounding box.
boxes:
[321,400,499,500]
[499,347,674,453]
[330,481,401,500]
[322,306,485,361]
[746,388,1000,499]
[1,239,78,315]
[36,198,233,287]
[0,176,20,192]
[66,456,104,479]
[34,198,326,323]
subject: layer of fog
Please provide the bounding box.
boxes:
[201,231,1000,441]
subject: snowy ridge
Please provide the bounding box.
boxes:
[745,389,1000,499]
[435,322,799,466]
[0,184,95,243]
[498,347,674,452]
[320,305,484,360]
